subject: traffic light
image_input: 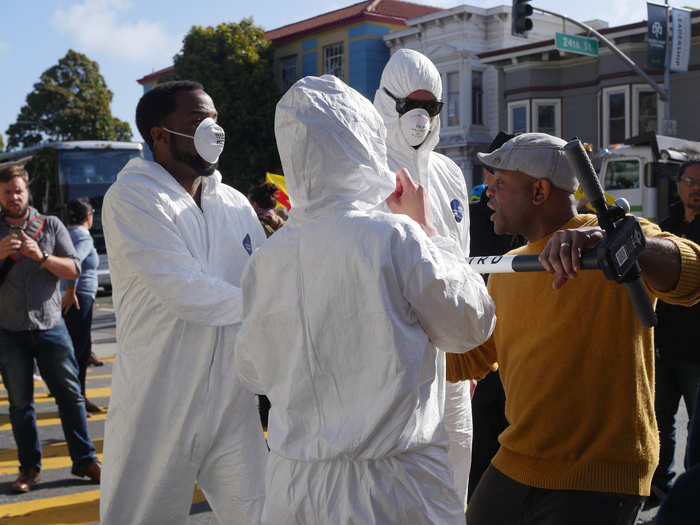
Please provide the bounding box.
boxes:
[512,0,534,37]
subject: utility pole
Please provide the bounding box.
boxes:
[663,0,674,135]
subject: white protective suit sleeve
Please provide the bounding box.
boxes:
[102,182,246,326]
[398,227,495,354]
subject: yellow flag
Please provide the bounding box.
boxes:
[574,186,617,213]
[265,172,291,210]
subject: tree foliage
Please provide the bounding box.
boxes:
[172,18,280,192]
[0,132,4,153]
[6,49,132,150]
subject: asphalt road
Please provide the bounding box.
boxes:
[0,295,690,524]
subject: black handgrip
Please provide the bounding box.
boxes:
[563,138,657,327]
[563,139,613,230]
[624,263,658,328]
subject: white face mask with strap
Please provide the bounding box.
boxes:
[399,108,431,148]
[163,117,225,164]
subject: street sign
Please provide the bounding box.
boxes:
[555,32,599,57]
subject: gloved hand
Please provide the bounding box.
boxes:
[385,168,437,237]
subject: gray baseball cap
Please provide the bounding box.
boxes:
[477,133,578,193]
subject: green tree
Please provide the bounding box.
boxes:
[0,132,4,153]
[172,18,280,191]
[6,49,131,150]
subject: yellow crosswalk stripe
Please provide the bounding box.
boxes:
[83,373,111,380]
[0,411,107,433]
[0,375,111,395]
[0,357,114,393]
[0,381,50,394]
[0,488,100,524]
[0,488,206,524]
[0,439,104,476]
[0,388,110,407]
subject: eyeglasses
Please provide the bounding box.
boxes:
[383,88,444,117]
[680,176,700,188]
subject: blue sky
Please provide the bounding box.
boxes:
[0,0,694,149]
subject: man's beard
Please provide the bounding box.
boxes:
[687,193,700,211]
[1,201,28,219]
[170,138,217,177]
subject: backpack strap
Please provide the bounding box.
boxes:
[7,216,46,263]
[24,216,45,239]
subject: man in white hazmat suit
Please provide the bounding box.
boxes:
[234,75,496,524]
[374,48,474,508]
[100,81,267,524]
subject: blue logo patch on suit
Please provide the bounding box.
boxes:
[242,234,252,255]
[450,199,464,223]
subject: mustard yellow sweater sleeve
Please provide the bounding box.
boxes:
[446,336,497,383]
[636,217,700,305]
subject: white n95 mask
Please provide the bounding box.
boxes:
[164,117,225,164]
[399,108,431,147]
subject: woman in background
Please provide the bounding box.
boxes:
[248,182,286,237]
[61,197,104,415]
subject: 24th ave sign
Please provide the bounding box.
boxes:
[555,32,599,57]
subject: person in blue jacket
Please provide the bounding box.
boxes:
[61,197,103,415]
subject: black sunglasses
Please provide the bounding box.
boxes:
[383,88,444,117]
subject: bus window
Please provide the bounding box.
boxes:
[57,148,141,258]
[603,160,640,190]
[58,149,139,188]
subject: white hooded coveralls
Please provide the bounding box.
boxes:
[100,158,268,525]
[374,48,475,507]
[235,75,496,525]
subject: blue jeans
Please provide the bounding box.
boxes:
[0,320,97,472]
[652,352,700,492]
[64,293,95,396]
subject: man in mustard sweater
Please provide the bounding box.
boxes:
[448,133,700,525]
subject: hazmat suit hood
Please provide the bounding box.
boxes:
[275,75,395,219]
[374,48,443,179]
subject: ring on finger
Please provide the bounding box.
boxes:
[560,241,571,249]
